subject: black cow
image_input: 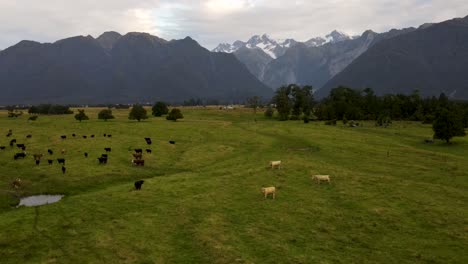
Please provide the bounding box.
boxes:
[83,135,87,139]
[104,147,111,152]
[107,134,112,138]
[14,153,26,160]
[98,157,108,164]
[48,159,53,165]
[84,152,88,158]
[21,146,26,151]
[134,180,144,190]
[48,149,53,155]
[72,133,76,137]
[35,160,40,165]
[90,135,95,138]
[61,135,67,139]
[9,139,17,146]
[57,158,66,165]
[134,148,143,153]
[16,143,25,149]
[26,134,32,138]
[103,133,107,137]
[145,138,152,145]
[132,159,145,166]
[6,132,12,137]
[146,149,152,154]
[62,166,66,174]
[0,146,5,150]
[169,141,176,145]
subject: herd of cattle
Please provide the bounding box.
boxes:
[1,129,181,191]
[3,128,331,198]
[261,161,331,199]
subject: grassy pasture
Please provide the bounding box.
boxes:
[0,107,467,263]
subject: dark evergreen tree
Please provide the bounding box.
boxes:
[433,108,466,143]
[273,86,292,121]
[152,102,169,117]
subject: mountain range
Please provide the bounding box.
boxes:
[214,16,468,99]
[1,15,468,104]
[320,16,468,99]
[0,32,272,104]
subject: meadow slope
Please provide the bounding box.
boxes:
[0,108,467,263]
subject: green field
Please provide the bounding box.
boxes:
[0,108,467,263]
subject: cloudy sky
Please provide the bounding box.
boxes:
[0,0,467,50]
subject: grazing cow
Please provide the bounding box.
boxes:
[90,135,95,138]
[9,139,17,146]
[62,166,66,174]
[103,133,107,137]
[134,148,143,154]
[82,135,87,139]
[312,175,331,184]
[48,159,53,165]
[48,149,53,155]
[16,144,26,149]
[146,149,152,154]
[0,146,5,150]
[101,154,108,158]
[270,161,282,169]
[134,180,144,190]
[61,135,67,139]
[104,147,111,152]
[26,134,32,138]
[35,160,40,165]
[14,153,26,160]
[169,141,175,145]
[84,152,88,158]
[133,153,143,159]
[57,158,65,165]
[72,133,76,137]
[98,157,108,164]
[261,187,276,199]
[425,139,434,144]
[145,138,152,145]
[132,159,145,166]
[61,149,66,154]
[107,134,112,138]
[33,154,44,160]
[12,178,21,189]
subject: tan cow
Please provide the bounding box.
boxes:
[33,154,44,161]
[261,187,276,199]
[12,178,21,189]
[312,175,331,184]
[270,160,282,169]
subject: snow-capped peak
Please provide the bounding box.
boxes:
[304,30,351,47]
[325,30,351,43]
[213,30,351,58]
[213,34,298,59]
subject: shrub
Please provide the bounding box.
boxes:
[264,106,274,118]
[166,108,184,121]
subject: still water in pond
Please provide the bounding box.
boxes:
[17,195,64,207]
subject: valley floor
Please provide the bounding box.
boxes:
[0,108,467,263]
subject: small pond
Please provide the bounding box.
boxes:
[17,195,64,207]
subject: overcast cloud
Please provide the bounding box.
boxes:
[0,0,467,50]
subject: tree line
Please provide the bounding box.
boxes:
[264,84,467,142]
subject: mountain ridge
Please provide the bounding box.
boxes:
[0,32,273,104]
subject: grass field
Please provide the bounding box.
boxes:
[0,107,467,263]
